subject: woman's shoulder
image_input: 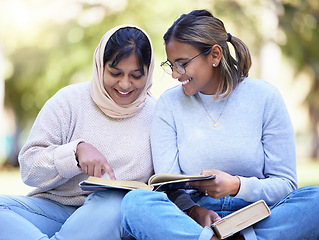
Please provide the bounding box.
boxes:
[240,77,278,91]
[237,77,281,97]
[44,82,91,110]
[49,82,90,101]
[55,81,90,96]
[233,78,287,111]
[158,85,185,101]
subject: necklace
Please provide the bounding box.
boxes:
[197,94,229,127]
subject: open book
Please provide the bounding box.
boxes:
[212,200,270,239]
[79,173,216,192]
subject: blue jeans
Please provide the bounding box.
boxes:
[0,190,134,240]
[121,186,319,240]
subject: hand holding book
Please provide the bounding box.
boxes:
[187,201,270,239]
[187,169,240,198]
[186,205,222,229]
[211,200,270,239]
[185,170,270,239]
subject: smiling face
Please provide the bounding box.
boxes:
[165,39,220,96]
[103,54,147,106]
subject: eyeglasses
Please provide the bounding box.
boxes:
[160,49,211,75]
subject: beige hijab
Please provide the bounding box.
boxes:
[90,25,154,119]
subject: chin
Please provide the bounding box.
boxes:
[116,100,133,106]
[182,87,196,96]
[116,96,139,106]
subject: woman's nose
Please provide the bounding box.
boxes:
[118,75,131,89]
[172,68,182,79]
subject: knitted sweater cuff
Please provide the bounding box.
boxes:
[54,139,85,179]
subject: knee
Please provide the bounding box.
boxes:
[87,189,126,201]
[121,189,152,227]
[0,195,13,210]
[289,185,319,210]
[85,190,127,211]
[297,185,319,196]
[122,189,151,212]
[300,185,319,199]
[121,189,163,219]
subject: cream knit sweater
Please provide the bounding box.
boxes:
[18,81,155,206]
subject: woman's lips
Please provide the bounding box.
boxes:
[115,89,133,98]
[180,78,191,87]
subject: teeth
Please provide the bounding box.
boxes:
[118,90,130,95]
[181,79,190,85]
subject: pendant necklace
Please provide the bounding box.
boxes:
[197,93,230,127]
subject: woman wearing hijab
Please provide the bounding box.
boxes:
[0,25,155,240]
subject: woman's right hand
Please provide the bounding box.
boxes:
[188,169,240,198]
[187,205,221,228]
[75,142,116,179]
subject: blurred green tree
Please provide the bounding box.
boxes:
[2,0,214,166]
[3,3,114,165]
[278,0,319,159]
[4,21,95,165]
[6,0,306,166]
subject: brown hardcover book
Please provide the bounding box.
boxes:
[212,200,270,239]
[79,173,216,192]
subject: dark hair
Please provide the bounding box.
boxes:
[164,9,251,98]
[103,27,152,75]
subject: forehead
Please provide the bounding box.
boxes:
[108,54,140,69]
[165,39,200,61]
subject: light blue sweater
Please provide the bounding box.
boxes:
[151,77,297,208]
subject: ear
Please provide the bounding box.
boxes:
[210,44,222,67]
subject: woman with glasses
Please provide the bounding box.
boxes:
[0,25,155,240]
[121,9,319,240]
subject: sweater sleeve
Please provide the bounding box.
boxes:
[151,96,181,174]
[18,87,84,189]
[235,88,297,205]
[151,96,197,210]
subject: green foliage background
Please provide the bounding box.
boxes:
[1,0,319,165]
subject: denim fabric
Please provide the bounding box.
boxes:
[253,185,319,240]
[121,190,210,240]
[121,186,319,240]
[0,190,134,240]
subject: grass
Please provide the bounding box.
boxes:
[0,161,318,195]
[296,160,319,187]
[0,167,35,195]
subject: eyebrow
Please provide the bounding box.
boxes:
[167,57,188,63]
[108,64,144,73]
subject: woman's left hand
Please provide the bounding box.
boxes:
[187,169,240,198]
[187,205,221,228]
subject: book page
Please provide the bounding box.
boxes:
[80,176,153,191]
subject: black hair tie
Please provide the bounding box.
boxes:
[227,33,232,42]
